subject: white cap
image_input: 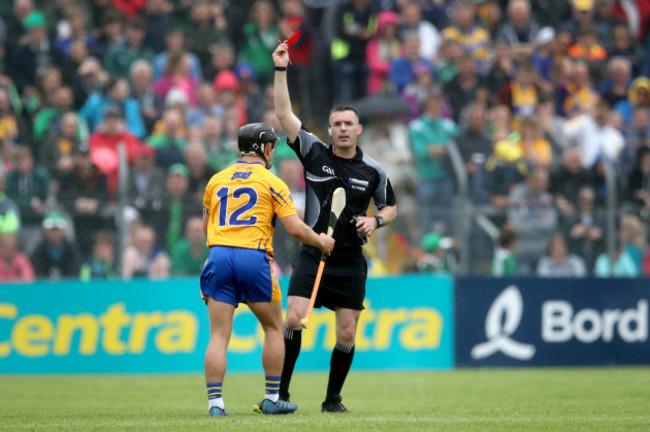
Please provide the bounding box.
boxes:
[535,27,555,46]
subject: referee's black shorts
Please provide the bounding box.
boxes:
[288,246,367,311]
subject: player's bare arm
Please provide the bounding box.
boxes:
[281,213,335,256]
[272,43,301,143]
[353,205,397,237]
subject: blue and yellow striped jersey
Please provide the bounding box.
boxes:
[203,160,297,255]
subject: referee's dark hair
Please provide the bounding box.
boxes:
[329,105,359,125]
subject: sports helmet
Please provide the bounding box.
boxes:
[238,123,278,157]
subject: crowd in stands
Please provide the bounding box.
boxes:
[1,0,650,282]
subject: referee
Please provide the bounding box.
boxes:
[270,42,397,413]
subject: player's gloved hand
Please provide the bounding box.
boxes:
[319,233,335,256]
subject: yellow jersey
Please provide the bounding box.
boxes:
[203,160,297,255]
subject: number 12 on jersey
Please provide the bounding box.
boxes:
[216,186,259,227]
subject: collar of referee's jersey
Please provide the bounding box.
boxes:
[329,144,363,161]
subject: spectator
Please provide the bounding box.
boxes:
[125,144,166,221]
[204,41,236,83]
[153,28,202,82]
[564,98,624,169]
[441,2,492,74]
[456,103,493,204]
[147,107,188,169]
[186,82,223,129]
[612,0,650,42]
[613,76,650,129]
[57,146,110,255]
[555,59,598,118]
[0,86,29,151]
[608,23,643,76]
[88,104,142,198]
[71,57,108,110]
[0,169,20,235]
[567,24,608,84]
[497,62,541,120]
[5,0,34,51]
[5,146,48,254]
[184,141,215,205]
[31,210,81,280]
[140,0,173,54]
[492,224,518,277]
[0,232,35,282]
[121,223,170,279]
[443,56,489,123]
[563,186,606,273]
[551,147,595,221]
[103,16,154,79]
[628,149,650,220]
[495,0,540,62]
[594,237,639,277]
[620,214,646,271]
[184,1,228,78]
[213,70,247,128]
[507,166,558,274]
[79,77,146,138]
[531,27,556,94]
[9,10,63,94]
[536,233,587,277]
[417,230,456,274]
[593,0,626,53]
[40,112,86,178]
[150,163,202,253]
[330,0,375,103]
[487,43,517,95]
[238,0,279,86]
[401,62,450,123]
[236,62,265,123]
[152,51,199,106]
[79,230,117,281]
[129,59,164,135]
[515,115,553,168]
[598,56,632,108]
[408,92,458,236]
[399,1,442,63]
[33,85,76,143]
[484,137,529,210]
[54,5,97,60]
[94,8,125,62]
[171,216,208,276]
[389,32,436,94]
[201,114,238,172]
[561,0,596,40]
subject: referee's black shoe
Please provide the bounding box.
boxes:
[321,395,351,413]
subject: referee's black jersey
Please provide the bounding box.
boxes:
[288,127,396,253]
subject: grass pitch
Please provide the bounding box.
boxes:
[1,368,649,431]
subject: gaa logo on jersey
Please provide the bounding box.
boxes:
[349,178,369,191]
[322,165,335,175]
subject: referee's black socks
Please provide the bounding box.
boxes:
[280,326,302,401]
[326,342,355,401]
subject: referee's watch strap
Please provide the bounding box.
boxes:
[274,66,287,71]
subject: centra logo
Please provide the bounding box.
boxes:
[542,300,648,343]
[471,285,536,361]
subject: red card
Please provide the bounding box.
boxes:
[286,29,301,46]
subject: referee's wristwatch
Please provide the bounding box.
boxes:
[373,215,384,228]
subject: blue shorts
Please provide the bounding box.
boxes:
[200,246,281,306]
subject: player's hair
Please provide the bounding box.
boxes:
[328,105,359,125]
[499,226,517,248]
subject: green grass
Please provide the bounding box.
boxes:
[1,368,649,431]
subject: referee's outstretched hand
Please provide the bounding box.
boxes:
[273,43,290,68]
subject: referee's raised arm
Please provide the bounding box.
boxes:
[272,43,301,143]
